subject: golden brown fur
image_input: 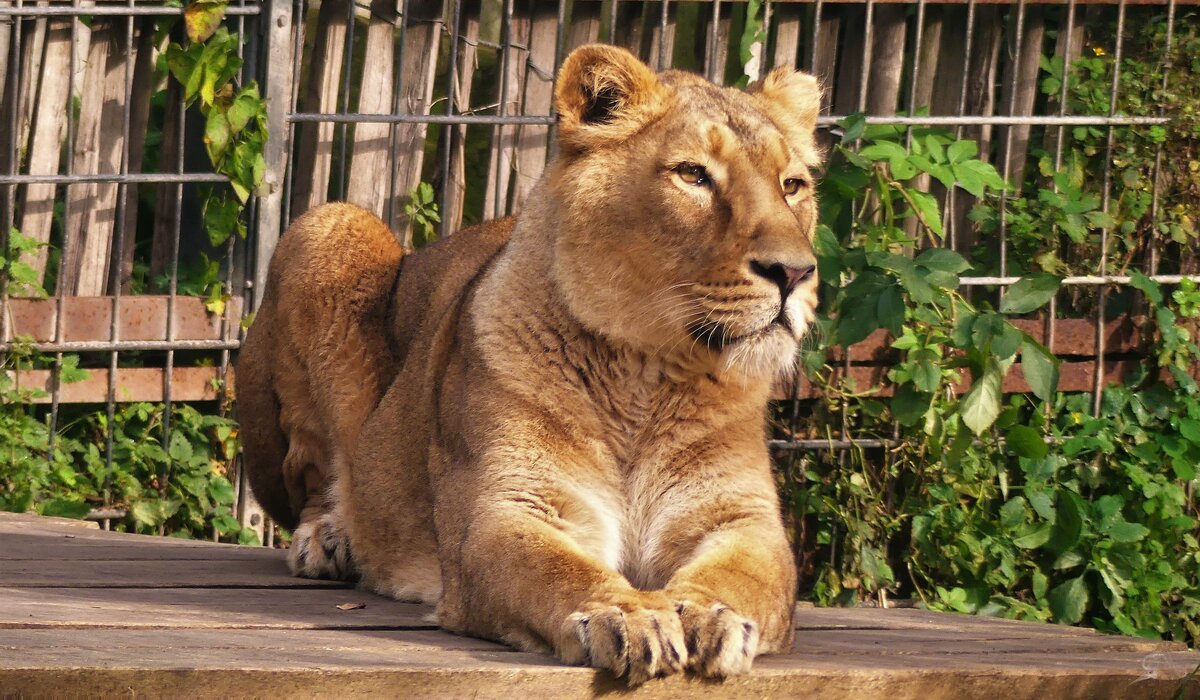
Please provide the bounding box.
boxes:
[237,45,823,683]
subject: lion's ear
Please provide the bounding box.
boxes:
[749,67,824,164]
[554,44,669,152]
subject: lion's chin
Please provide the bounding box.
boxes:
[717,323,801,382]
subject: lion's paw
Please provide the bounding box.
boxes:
[675,600,759,678]
[566,603,687,685]
[288,515,356,581]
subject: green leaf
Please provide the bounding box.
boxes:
[1012,522,1053,549]
[839,113,866,143]
[915,248,971,274]
[1047,576,1089,624]
[1128,270,1163,305]
[906,190,944,237]
[226,85,261,134]
[207,476,236,506]
[1000,274,1062,315]
[1032,569,1048,601]
[1020,336,1060,402]
[912,359,941,394]
[204,109,231,163]
[39,498,91,519]
[184,0,228,43]
[876,285,905,336]
[960,359,1005,435]
[1000,496,1029,529]
[168,430,194,463]
[1007,424,1048,459]
[892,384,933,427]
[1107,521,1149,543]
[947,140,979,163]
[1047,490,1085,554]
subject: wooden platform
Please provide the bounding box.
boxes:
[1,513,1197,699]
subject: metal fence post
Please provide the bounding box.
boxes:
[240,0,296,541]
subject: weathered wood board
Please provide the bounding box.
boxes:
[0,513,1197,698]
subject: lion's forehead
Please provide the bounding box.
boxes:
[662,82,791,168]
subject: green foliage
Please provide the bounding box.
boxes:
[405,182,442,248]
[783,112,1200,648]
[4,228,49,298]
[0,374,255,543]
[972,12,1199,278]
[163,2,265,251]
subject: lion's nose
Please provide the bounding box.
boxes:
[749,259,816,298]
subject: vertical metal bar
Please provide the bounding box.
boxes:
[944,0,977,249]
[438,0,461,238]
[491,0,514,220]
[335,0,356,201]
[1147,0,1176,277]
[658,0,669,70]
[548,0,567,148]
[706,0,721,83]
[0,0,22,376]
[386,0,413,231]
[1093,0,1128,417]
[809,0,824,74]
[280,0,305,229]
[256,0,297,306]
[1051,0,1077,173]
[46,0,83,466]
[856,0,875,114]
[608,0,619,44]
[905,0,928,148]
[996,0,1028,294]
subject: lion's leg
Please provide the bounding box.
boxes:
[660,512,796,678]
[281,435,357,581]
[433,458,686,685]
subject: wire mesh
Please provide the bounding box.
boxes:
[1,0,1196,539]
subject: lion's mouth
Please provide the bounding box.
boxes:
[688,318,790,352]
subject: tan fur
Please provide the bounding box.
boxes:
[237,45,823,683]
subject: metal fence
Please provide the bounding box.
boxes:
[1,0,1197,539]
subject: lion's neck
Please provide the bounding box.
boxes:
[475,213,773,422]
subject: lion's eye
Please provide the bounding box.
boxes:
[674,163,711,187]
[782,177,808,196]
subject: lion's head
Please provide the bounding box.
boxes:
[546,45,823,382]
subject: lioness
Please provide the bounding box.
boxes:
[237,44,821,683]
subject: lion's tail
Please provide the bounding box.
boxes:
[236,202,405,532]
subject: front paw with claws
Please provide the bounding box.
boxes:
[565,599,687,685]
[675,599,760,677]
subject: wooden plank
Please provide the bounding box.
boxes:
[289,0,351,215]
[511,1,557,209]
[644,0,676,71]
[16,16,71,286]
[483,3,528,220]
[566,0,601,50]
[779,357,1149,400]
[0,588,434,630]
[0,515,1196,698]
[770,1,802,71]
[62,19,120,297]
[4,295,242,344]
[812,8,840,115]
[826,317,1147,363]
[113,17,156,294]
[997,6,1046,192]
[345,0,398,216]
[1,629,1195,699]
[390,0,444,246]
[866,5,906,114]
[149,61,182,289]
[9,366,228,404]
[442,0,481,233]
[0,558,348,589]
